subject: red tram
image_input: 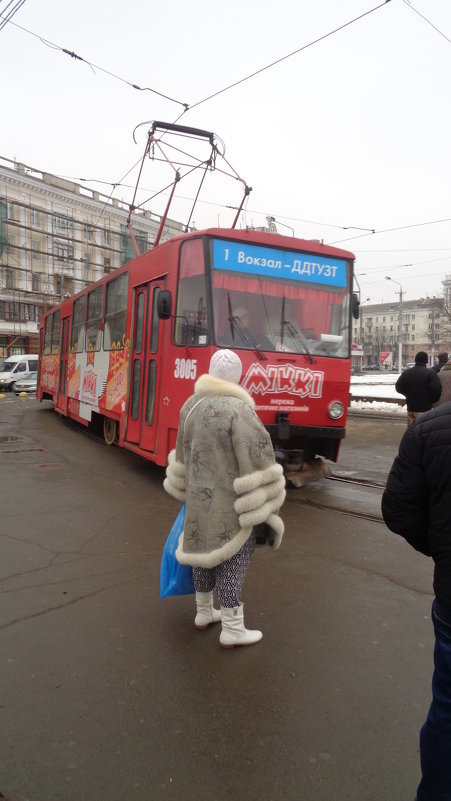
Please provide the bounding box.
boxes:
[37,226,358,473]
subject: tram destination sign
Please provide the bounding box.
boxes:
[212,239,347,288]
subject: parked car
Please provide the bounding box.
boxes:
[13,371,38,395]
[0,354,39,391]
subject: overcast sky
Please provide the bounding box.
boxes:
[1,0,450,305]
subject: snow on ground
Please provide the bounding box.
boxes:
[350,372,405,414]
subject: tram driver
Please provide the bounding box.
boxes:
[225,306,272,351]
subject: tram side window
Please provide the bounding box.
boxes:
[51,310,61,354]
[44,314,53,354]
[71,296,86,353]
[86,286,104,352]
[150,287,160,354]
[104,272,129,350]
[174,239,208,346]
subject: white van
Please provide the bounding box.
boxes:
[0,354,39,391]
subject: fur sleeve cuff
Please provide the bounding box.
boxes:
[234,476,286,514]
[266,513,284,549]
[164,449,186,502]
[233,462,283,495]
[237,490,286,530]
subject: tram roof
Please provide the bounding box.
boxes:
[165,227,355,262]
[40,226,355,319]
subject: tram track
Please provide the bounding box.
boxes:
[327,473,386,490]
[60,414,387,521]
[286,471,386,523]
[286,493,385,523]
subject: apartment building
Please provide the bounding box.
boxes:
[352,295,446,369]
[0,157,186,357]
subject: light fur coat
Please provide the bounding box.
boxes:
[164,373,285,568]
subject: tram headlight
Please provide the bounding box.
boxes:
[328,400,344,420]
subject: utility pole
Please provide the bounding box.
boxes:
[386,277,404,370]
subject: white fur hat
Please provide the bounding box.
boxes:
[209,349,242,384]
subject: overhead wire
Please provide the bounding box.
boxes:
[0,16,189,109]
[401,0,451,45]
[0,0,393,226]
[189,1,392,110]
[0,0,27,32]
[328,217,451,246]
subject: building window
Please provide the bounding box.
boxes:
[55,276,62,295]
[84,224,91,241]
[32,240,40,260]
[32,273,40,292]
[54,213,72,232]
[6,236,15,255]
[6,202,14,219]
[4,268,14,289]
[30,209,40,226]
[104,257,111,274]
[104,229,111,246]
[54,242,73,263]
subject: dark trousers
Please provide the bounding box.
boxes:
[417,599,451,800]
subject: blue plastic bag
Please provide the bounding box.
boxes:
[160,504,195,599]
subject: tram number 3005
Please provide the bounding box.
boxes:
[174,358,198,380]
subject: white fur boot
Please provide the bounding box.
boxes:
[219,603,263,648]
[194,591,221,630]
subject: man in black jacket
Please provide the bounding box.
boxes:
[395,351,442,427]
[382,404,451,801]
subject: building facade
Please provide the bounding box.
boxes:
[352,295,446,370]
[0,157,186,357]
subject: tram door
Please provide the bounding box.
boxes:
[125,280,164,451]
[56,316,70,412]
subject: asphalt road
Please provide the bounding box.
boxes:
[0,395,433,801]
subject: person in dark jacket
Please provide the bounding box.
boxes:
[433,359,451,407]
[395,351,441,427]
[431,351,448,373]
[382,403,451,801]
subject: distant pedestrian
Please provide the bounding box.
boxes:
[395,351,441,427]
[431,351,448,374]
[381,403,451,801]
[434,358,451,406]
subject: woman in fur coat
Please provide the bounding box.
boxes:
[164,349,285,648]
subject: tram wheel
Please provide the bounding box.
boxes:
[103,417,118,446]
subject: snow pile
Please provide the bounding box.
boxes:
[350,373,405,415]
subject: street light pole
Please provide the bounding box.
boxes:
[359,297,370,367]
[386,276,404,370]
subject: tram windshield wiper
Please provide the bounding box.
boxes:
[226,293,266,360]
[229,316,266,360]
[280,296,314,363]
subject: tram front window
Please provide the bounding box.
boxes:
[213,275,351,357]
[174,239,209,347]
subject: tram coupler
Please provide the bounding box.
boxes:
[275,448,305,476]
[276,411,290,441]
